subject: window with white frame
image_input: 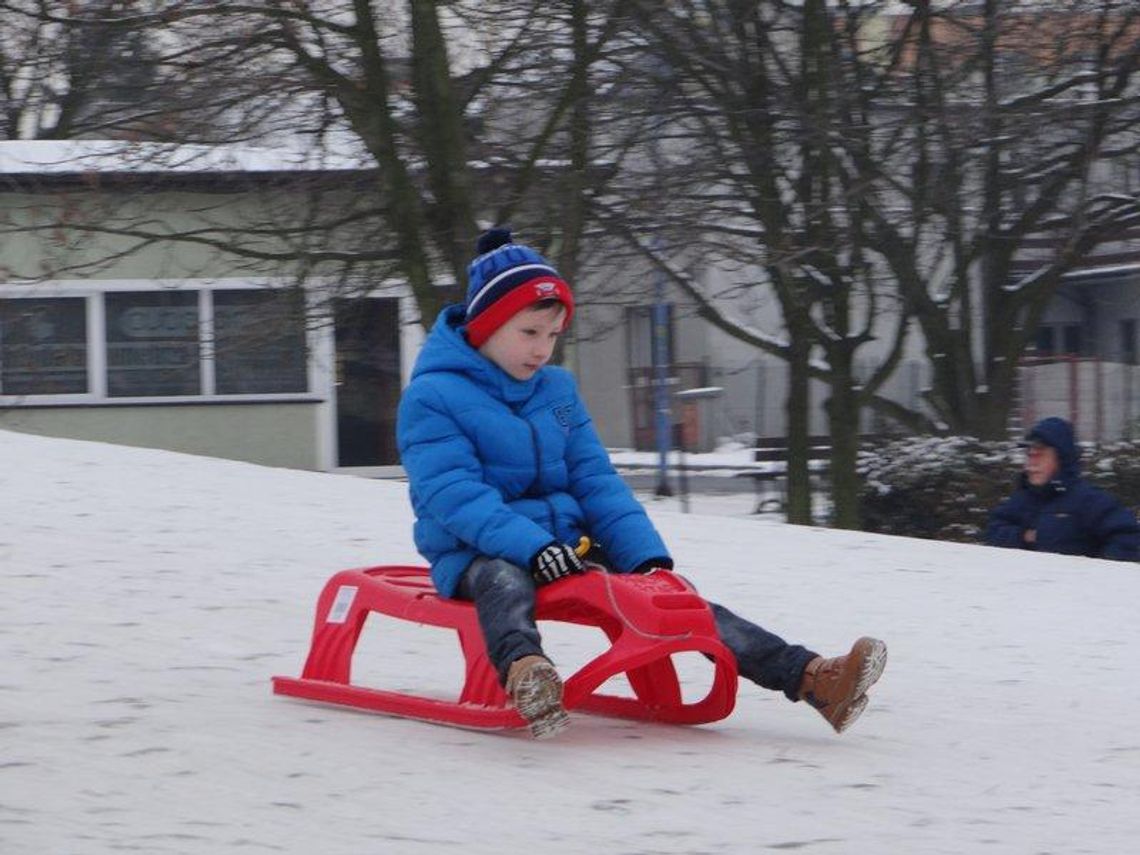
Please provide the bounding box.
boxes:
[105,291,201,397]
[213,289,308,394]
[0,298,89,394]
[0,287,310,400]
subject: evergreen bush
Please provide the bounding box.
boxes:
[857,436,1140,543]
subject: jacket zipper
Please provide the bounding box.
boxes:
[524,419,558,533]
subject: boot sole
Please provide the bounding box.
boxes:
[832,637,888,733]
[835,694,869,733]
[510,661,569,740]
[529,707,570,740]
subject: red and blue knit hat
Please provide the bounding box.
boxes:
[464,227,574,348]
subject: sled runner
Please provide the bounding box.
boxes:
[272,565,738,730]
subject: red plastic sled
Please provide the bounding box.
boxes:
[272,566,738,730]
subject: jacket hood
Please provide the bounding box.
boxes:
[410,303,539,403]
[1024,416,1080,480]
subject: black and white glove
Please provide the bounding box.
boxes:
[530,542,587,585]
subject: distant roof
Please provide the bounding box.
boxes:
[1063,262,1140,284]
[0,140,373,175]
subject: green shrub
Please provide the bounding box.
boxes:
[857,436,1140,543]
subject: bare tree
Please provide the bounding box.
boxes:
[10,1,1136,530]
[3,1,650,334]
[167,0,643,327]
[0,0,277,141]
[2,0,155,139]
[620,0,1140,526]
[877,0,1140,439]
[619,0,920,526]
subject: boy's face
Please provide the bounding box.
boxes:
[1024,441,1060,486]
[478,302,567,381]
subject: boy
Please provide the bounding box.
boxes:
[397,228,887,739]
[986,416,1139,560]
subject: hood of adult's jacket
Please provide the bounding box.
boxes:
[409,303,541,405]
[1024,416,1081,482]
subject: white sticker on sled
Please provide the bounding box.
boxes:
[327,585,358,624]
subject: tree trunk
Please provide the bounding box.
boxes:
[826,380,861,530]
[784,337,813,525]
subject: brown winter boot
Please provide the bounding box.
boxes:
[798,637,887,734]
[505,655,569,740]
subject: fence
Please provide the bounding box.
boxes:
[703,358,928,444]
[627,356,1140,451]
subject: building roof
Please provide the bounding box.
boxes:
[0,140,372,176]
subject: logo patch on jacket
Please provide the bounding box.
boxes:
[552,403,574,431]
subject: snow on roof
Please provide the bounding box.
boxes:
[1062,261,1140,281]
[0,139,374,175]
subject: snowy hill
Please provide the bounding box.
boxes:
[3,428,1138,854]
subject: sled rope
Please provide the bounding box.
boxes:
[576,537,692,642]
[600,570,692,641]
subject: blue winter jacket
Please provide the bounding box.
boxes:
[397,304,671,597]
[985,417,1140,561]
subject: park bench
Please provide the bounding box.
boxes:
[737,435,833,514]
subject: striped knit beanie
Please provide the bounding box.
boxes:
[464,227,574,348]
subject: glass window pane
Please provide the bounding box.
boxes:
[334,298,401,465]
[1062,324,1082,357]
[1121,319,1136,365]
[105,292,200,397]
[213,290,308,394]
[0,298,88,395]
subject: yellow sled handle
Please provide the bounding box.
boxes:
[575,536,592,558]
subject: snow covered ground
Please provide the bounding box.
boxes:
[3,428,1138,854]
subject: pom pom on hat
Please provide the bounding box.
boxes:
[476,227,513,256]
[465,227,574,348]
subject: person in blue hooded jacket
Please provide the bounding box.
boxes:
[396,228,886,739]
[986,417,1140,561]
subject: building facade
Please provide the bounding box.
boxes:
[0,141,423,475]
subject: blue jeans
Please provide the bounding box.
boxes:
[456,558,817,701]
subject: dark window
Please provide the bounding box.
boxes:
[213,290,307,394]
[1034,325,1055,356]
[105,292,200,396]
[1062,324,1082,356]
[1121,319,1137,365]
[0,298,88,395]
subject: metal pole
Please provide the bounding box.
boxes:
[673,386,723,514]
[1126,363,1134,440]
[1069,355,1078,430]
[754,360,766,441]
[652,241,672,497]
[1096,357,1104,442]
[677,422,690,513]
